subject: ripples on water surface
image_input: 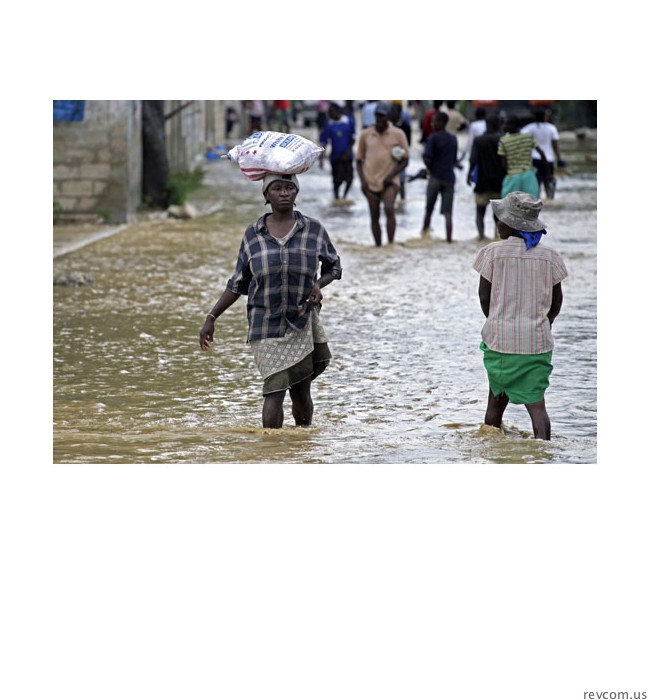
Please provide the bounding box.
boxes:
[53,141,597,464]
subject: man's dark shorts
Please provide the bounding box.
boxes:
[426,176,454,214]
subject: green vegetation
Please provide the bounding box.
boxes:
[53,201,63,224]
[96,207,111,223]
[167,166,205,206]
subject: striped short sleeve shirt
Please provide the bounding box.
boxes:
[498,132,537,176]
[227,210,342,341]
[473,237,568,354]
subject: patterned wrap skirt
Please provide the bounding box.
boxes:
[251,309,331,395]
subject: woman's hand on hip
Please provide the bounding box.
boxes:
[308,283,322,305]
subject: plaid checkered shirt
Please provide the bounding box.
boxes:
[226,211,342,341]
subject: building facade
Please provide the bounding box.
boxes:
[53,100,227,224]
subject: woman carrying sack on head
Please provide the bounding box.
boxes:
[199,174,342,429]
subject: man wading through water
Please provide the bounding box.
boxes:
[356,101,410,246]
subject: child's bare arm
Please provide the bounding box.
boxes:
[548,282,563,325]
[478,276,492,318]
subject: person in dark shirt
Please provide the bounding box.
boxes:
[467,113,507,239]
[199,174,342,429]
[421,112,458,242]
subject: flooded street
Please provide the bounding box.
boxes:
[53,128,597,464]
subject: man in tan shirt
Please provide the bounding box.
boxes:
[355,102,410,246]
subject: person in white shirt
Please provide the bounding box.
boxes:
[466,107,487,159]
[521,108,565,199]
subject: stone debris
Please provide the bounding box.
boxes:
[167,203,199,219]
[53,272,95,287]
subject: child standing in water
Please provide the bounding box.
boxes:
[473,191,568,440]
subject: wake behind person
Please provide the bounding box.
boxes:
[199,174,342,429]
[355,101,410,246]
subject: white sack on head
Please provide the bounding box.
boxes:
[225,131,324,181]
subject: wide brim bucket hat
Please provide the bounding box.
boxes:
[490,191,546,232]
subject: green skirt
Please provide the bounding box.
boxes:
[480,341,553,404]
[501,169,539,198]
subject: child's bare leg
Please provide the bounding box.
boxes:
[485,390,509,429]
[525,399,551,440]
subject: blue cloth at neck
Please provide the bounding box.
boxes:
[519,229,546,249]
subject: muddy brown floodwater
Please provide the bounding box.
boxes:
[53,128,597,463]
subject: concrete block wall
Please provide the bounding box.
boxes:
[53,101,229,224]
[53,101,142,224]
[163,100,227,171]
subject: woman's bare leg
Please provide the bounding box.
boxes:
[289,377,313,426]
[263,389,286,428]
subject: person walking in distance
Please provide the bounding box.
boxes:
[473,191,568,440]
[521,108,566,199]
[467,113,506,239]
[319,101,356,200]
[498,114,547,197]
[439,100,468,136]
[355,101,410,246]
[421,111,458,242]
[465,107,487,163]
